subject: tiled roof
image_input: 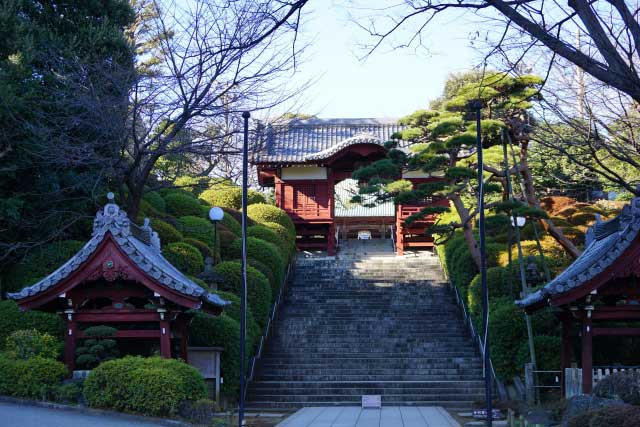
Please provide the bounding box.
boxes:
[516,198,640,308]
[252,118,404,163]
[8,200,230,310]
[334,179,395,217]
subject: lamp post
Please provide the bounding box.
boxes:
[239,111,250,427]
[208,206,224,264]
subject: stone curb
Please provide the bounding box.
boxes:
[0,395,194,427]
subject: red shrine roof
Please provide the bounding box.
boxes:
[517,198,640,310]
[8,196,230,311]
[251,118,405,164]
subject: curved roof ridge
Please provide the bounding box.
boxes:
[304,133,385,161]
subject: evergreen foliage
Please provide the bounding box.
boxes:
[164,193,204,217]
[0,355,67,399]
[4,329,60,360]
[176,216,215,247]
[247,204,296,239]
[228,237,285,285]
[150,219,183,244]
[163,242,204,276]
[75,325,119,369]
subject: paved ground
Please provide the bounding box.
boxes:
[276,407,460,427]
[0,402,166,427]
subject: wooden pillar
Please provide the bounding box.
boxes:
[327,169,336,256]
[561,319,573,397]
[395,205,404,256]
[160,319,171,358]
[179,318,189,363]
[65,317,77,373]
[581,314,593,393]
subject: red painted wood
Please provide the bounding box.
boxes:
[582,316,593,393]
[592,327,640,336]
[77,330,161,339]
[65,319,77,373]
[17,234,201,311]
[74,311,163,322]
[561,320,573,397]
[160,320,171,358]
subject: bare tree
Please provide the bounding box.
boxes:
[353,0,640,102]
[120,0,309,215]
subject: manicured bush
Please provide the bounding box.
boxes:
[594,371,640,406]
[219,228,238,260]
[199,186,242,209]
[142,191,166,212]
[516,335,560,372]
[163,242,204,276]
[248,190,267,205]
[248,258,278,295]
[568,404,640,427]
[0,355,67,399]
[214,261,272,329]
[52,382,84,404]
[248,224,286,253]
[212,290,260,350]
[262,221,296,257]
[467,266,511,316]
[84,356,206,416]
[177,216,215,247]
[498,236,571,275]
[228,237,285,286]
[0,300,64,347]
[221,211,242,236]
[138,199,162,219]
[174,176,219,195]
[4,240,85,292]
[183,238,212,259]
[151,218,183,244]
[5,329,60,360]
[75,325,119,369]
[188,314,243,398]
[164,193,203,217]
[247,204,296,239]
[447,238,477,292]
[484,296,527,379]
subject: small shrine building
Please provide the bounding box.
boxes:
[517,198,640,395]
[251,118,448,255]
[8,196,229,371]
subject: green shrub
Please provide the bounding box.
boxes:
[228,237,285,286]
[467,267,511,316]
[447,239,477,292]
[516,335,560,372]
[84,356,206,416]
[75,325,119,369]
[219,228,238,260]
[174,176,218,195]
[248,190,267,205]
[164,242,204,276]
[177,216,215,248]
[5,329,60,360]
[164,193,203,217]
[212,290,260,350]
[52,382,83,404]
[568,404,640,427]
[594,371,640,406]
[262,221,297,257]
[248,258,278,295]
[0,300,64,347]
[247,204,296,238]
[248,225,286,253]
[179,399,219,424]
[188,314,243,398]
[199,187,242,209]
[183,238,212,259]
[142,191,166,212]
[0,355,67,399]
[138,199,162,219]
[484,296,527,379]
[151,219,183,244]
[221,211,242,236]
[4,240,85,292]
[214,261,272,329]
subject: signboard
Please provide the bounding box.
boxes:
[362,395,382,408]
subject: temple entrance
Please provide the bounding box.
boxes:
[333,178,395,256]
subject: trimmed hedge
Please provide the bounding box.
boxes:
[199,187,242,210]
[84,356,206,417]
[183,238,212,259]
[0,300,64,347]
[0,355,67,399]
[467,266,511,316]
[568,404,640,427]
[219,228,238,260]
[189,314,243,398]
[164,193,203,218]
[151,219,183,244]
[248,224,286,253]
[221,211,242,236]
[212,290,260,350]
[214,261,272,329]
[5,329,60,360]
[163,242,204,276]
[228,237,285,285]
[4,240,85,292]
[516,335,560,372]
[248,258,278,295]
[248,190,267,205]
[177,216,215,248]
[247,204,296,239]
[262,221,297,257]
[484,296,526,379]
[142,191,166,212]
[594,371,640,406]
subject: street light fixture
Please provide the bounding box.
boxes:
[209,207,224,265]
[510,216,526,228]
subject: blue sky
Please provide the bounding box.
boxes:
[285,1,483,119]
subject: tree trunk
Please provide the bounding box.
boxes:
[518,139,582,259]
[451,194,482,269]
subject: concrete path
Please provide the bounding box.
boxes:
[276,407,460,427]
[0,402,166,427]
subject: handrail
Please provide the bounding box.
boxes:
[245,261,293,390]
[433,246,500,391]
[390,225,396,253]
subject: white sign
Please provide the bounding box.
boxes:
[362,395,382,408]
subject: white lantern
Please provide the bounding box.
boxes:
[208,207,224,222]
[510,216,526,227]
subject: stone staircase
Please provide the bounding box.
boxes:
[246,253,486,411]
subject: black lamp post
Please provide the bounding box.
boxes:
[209,206,224,264]
[471,99,492,427]
[239,111,250,427]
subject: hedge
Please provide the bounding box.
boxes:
[0,300,64,347]
[0,355,67,399]
[467,266,511,316]
[516,335,560,373]
[483,296,527,379]
[84,356,206,417]
[142,191,166,212]
[211,290,260,351]
[4,240,85,292]
[568,404,640,427]
[188,314,243,398]
[163,242,204,276]
[164,193,204,218]
[151,219,183,244]
[594,371,640,406]
[5,329,60,360]
[248,258,278,295]
[199,187,242,210]
[214,261,272,329]
[177,216,215,248]
[219,228,238,260]
[248,190,267,205]
[183,238,212,259]
[228,237,285,286]
[221,211,242,236]
[247,204,296,239]
[262,221,297,257]
[247,224,286,254]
